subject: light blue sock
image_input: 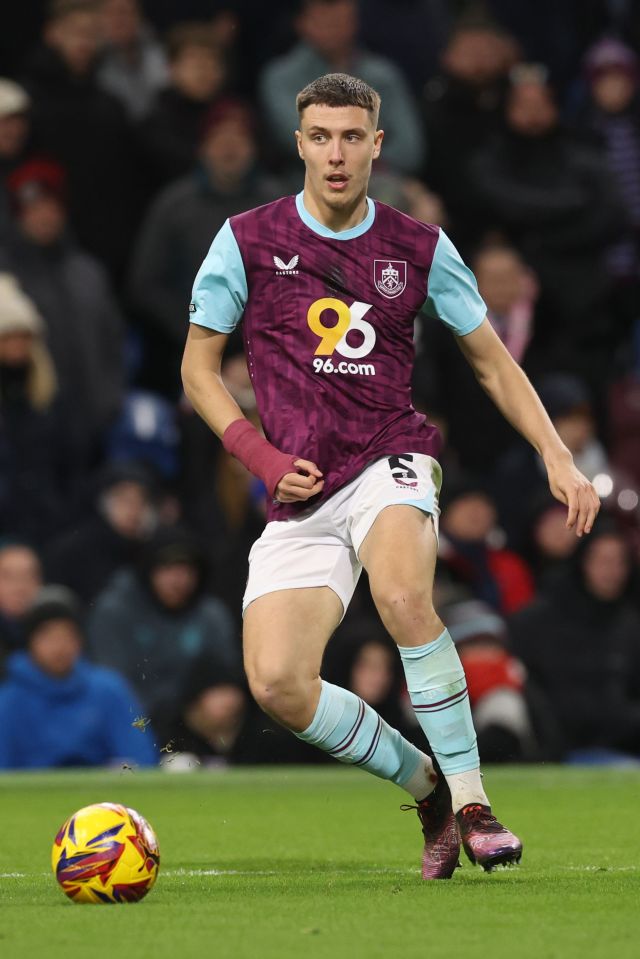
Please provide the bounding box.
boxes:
[296,680,426,790]
[398,629,479,775]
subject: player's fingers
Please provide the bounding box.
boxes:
[565,488,579,530]
[277,480,324,502]
[293,458,323,478]
[575,487,591,537]
[583,487,601,536]
[284,471,316,490]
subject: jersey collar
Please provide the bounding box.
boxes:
[295,191,376,240]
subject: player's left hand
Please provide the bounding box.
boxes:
[545,455,600,537]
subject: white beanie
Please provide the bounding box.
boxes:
[0,79,30,119]
[0,274,44,336]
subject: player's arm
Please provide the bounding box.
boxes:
[181,324,323,504]
[456,318,600,536]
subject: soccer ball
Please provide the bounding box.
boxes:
[51,802,160,904]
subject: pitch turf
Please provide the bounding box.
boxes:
[1,766,639,959]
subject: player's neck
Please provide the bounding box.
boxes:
[301,185,369,233]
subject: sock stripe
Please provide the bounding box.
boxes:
[355,716,383,766]
[411,687,468,712]
[329,699,366,756]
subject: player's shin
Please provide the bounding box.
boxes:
[398,630,489,813]
[295,680,436,800]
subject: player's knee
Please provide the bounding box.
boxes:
[246,665,309,726]
[371,583,437,635]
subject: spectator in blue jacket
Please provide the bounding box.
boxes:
[0,585,156,769]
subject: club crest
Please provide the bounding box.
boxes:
[374,260,407,299]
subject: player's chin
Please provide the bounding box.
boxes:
[322,185,354,207]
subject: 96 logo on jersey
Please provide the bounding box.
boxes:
[307,297,376,377]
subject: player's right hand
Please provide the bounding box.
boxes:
[275,459,324,503]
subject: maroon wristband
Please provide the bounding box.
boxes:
[222,419,298,498]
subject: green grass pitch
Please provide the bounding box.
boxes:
[1,766,639,959]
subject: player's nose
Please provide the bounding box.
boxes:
[328,140,344,164]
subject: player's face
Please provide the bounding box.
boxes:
[296,105,383,213]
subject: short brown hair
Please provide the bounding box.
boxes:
[47,0,97,22]
[296,73,381,125]
[166,22,220,62]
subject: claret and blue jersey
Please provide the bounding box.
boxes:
[190,191,487,520]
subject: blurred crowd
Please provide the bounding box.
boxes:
[1,0,639,772]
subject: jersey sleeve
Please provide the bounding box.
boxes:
[421,229,486,335]
[189,219,248,332]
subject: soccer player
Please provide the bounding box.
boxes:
[181,73,600,878]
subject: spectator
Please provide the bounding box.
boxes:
[493,373,611,550]
[357,0,451,96]
[581,37,640,345]
[509,520,640,760]
[0,540,42,658]
[468,64,623,378]
[415,242,539,471]
[422,19,520,241]
[438,474,535,616]
[96,0,169,120]
[87,526,239,745]
[0,79,32,241]
[44,462,158,603]
[161,653,247,766]
[130,98,278,395]
[1,159,124,465]
[0,273,73,543]
[259,0,424,180]
[137,21,227,189]
[0,585,156,769]
[22,0,138,278]
[442,599,538,761]
[524,494,580,592]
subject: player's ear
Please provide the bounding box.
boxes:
[372,129,384,160]
[295,129,304,159]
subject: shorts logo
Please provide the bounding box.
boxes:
[388,454,418,488]
[374,260,406,299]
[274,254,299,275]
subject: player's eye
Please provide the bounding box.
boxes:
[346,135,360,142]
[312,135,326,143]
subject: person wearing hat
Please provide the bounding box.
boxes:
[0,78,32,241]
[492,373,611,551]
[0,274,72,544]
[0,156,124,465]
[442,598,538,762]
[87,526,242,751]
[21,0,138,278]
[130,96,278,397]
[0,585,157,769]
[43,462,159,603]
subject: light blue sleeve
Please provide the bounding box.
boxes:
[189,219,248,333]
[422,230,487,335]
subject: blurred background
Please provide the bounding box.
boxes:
[0,0,639,773]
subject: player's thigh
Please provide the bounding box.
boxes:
[359,504,439,607]
[243,586,343,687]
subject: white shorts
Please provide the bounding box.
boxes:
[243,453,442,619]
